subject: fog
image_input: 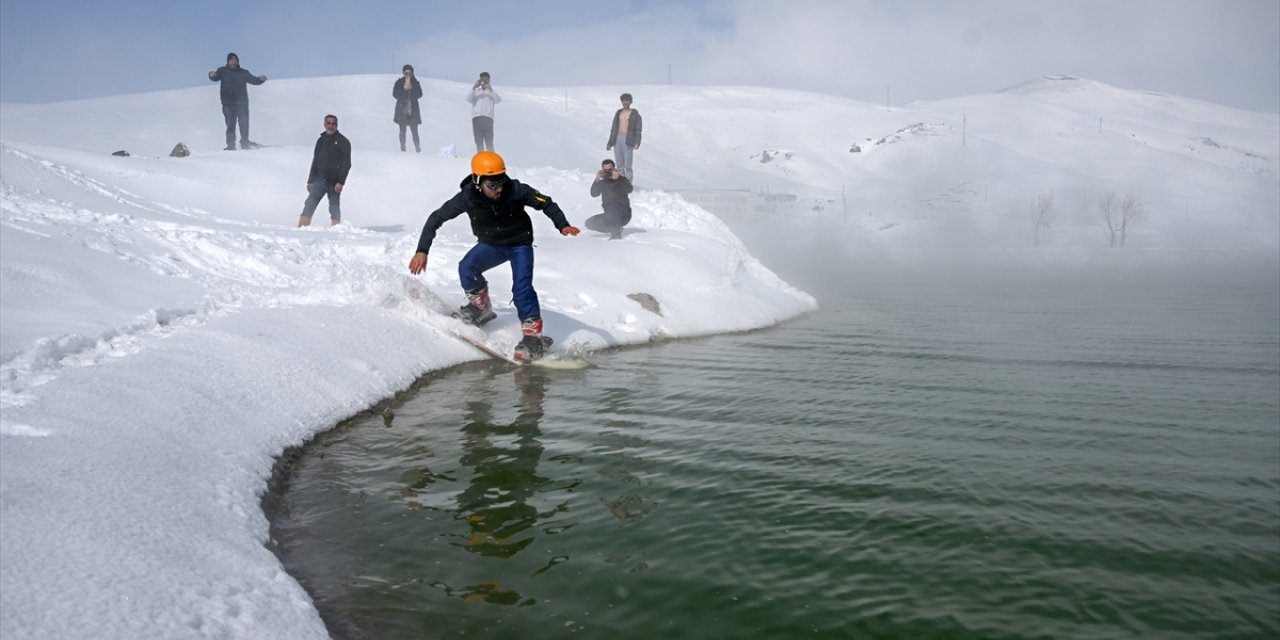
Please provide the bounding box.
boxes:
[2,0,1278,113]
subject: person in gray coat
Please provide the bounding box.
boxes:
[393,64,423,152]
[606,92,642,181]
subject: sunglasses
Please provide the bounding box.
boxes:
[481,179,506,191]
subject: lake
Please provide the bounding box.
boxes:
[265,243,1279,640]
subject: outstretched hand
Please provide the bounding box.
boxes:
[561,226,580,237]
[408,252,428,274]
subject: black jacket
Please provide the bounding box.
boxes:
[590,175,633,213]
[607,109,643,148]
[393,77,423,125]
[308,131,352,184]
[416,176,571,253]
[209,66,264,106]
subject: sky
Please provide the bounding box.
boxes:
[1,0,1278,112]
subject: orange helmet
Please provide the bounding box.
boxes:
[470,151,506,177]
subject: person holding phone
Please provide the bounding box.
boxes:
[586,159,633,239]
[466,72,501,152]
[393,64,423,152]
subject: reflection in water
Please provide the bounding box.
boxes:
[431,368,555,607]
[456,368,548,560]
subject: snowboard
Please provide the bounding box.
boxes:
[452,325,588,370]
[403,278,588,369]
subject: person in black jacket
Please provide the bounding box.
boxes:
[409,151,581,362]
[393,64,423,152]
[207,52,267,150]
[297,115,352,227]
[586,159,633,239]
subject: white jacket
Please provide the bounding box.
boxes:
[466,86,501,119]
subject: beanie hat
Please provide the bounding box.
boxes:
[227,52,239,63]
[403,64,414,73]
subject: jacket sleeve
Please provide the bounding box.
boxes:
[393,81,405,99]
[607,110,620,147]
[465,87,478,104]
[244,69,265,85]
[632,111,642,147]
[619,177,633,194]
[336,136,352,184]
[209,66,223,82]
[490,88,501,104]
[590,179,603,198]
[415,191,469,254]
[307,138,321,183]
[520,185,570,230]
[412,81,423,100]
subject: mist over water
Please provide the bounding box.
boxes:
[265,209,1279,639]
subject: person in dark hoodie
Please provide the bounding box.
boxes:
[297,114,352,227]
[408,151,581,362]
[393,64,423,152]
[207,52,267,150]
[586,159,633,239]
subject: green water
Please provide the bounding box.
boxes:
[265,264,1280,639]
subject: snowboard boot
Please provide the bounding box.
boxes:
[452,287,497,326]
[513,317,554,363]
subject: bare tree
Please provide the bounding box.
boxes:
[1118,191,1146,247]
[1100,191,1119,247]
[1099,190,1147,248]
[1032,191,1054,247]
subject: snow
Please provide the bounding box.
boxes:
[1,73,1276,639]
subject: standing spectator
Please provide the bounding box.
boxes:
[393,64,423,152]
[466,72,501,152]
[586,159,633,239]
[207,52,267,151]
[408,151,581,362]
[606,92,642,181]
[297,115,352,227]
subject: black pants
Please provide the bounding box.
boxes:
[585,205,632,237]
[398,123,420,151]
[471,116,494,152]
[222,103,249,148]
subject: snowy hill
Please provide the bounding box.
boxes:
[1,74,1277,639]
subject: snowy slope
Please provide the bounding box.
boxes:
[0,74,1276,639]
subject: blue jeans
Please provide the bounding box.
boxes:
[458,243,539,321]
[300,179,341,221]
[222,103,250,148]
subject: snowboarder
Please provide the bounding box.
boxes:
[393,64,423,152]
[586,159,633,239]
[207,52,267,150]
[408,151,580,362]
[297,114,351,227]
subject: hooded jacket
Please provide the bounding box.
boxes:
[416,176,571,253]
